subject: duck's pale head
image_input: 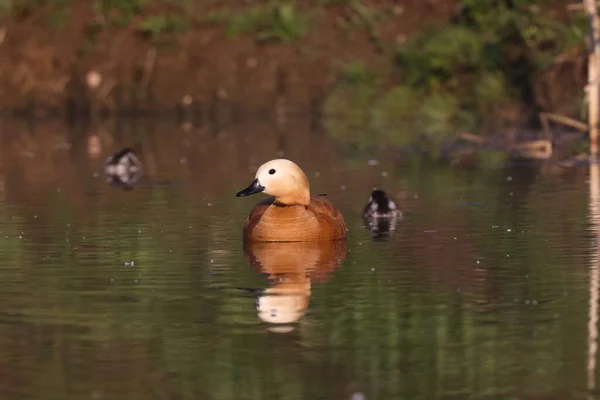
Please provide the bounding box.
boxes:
[236,159,310,206]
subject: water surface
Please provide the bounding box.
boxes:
[0,119,596,400]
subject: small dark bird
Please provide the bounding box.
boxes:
[362,189,402,239]
[362,189,402,220]
[103,148,142,189]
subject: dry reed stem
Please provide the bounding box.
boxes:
[457,131,487,145]
[539,112,589,137]
[139,48,157,100]
[511,139,553,160]
[583,0,600,155]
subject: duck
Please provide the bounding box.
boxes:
[362,189,402,239]
[362,189,402,220]
[236,159,347,243]
[103,148,142,189]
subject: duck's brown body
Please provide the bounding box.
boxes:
[243,195,347,243]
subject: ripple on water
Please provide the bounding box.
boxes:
[0,127,595,399]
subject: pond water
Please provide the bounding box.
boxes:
[0,118,597,400]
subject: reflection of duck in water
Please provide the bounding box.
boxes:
[243,240,346,331]
[362,189,402,238]
[103,148,142,189]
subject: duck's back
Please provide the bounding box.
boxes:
[243,195,346,242]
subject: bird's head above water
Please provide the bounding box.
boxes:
[368,189,395,213]
[236,159,310,206]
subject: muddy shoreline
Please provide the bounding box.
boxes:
[0,0,588,150]
[0,1,458,112]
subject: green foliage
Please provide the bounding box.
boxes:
[0,0,13,16]
[396,26,485,88]
[575,93,589,122]
[331,0,387,51]
[226,8,267,37]
[323,82,377,150]
[344,0,380,30]
[92,0,146,27]
[325,83,478,151]
[0,0,40,17]
[417,93,471,145]
[226,2,309,42]
[200,9,231,25]
[325,0,589,153]
[48,6,71,28]
[340,61,372,85]
[397,0,587,92]
[1,0,74,24]
[370,86,422,146]
[137,15,189,36]
[474,71,510,104]
[320,0,351,4]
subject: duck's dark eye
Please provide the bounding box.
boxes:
[269,169,276,175]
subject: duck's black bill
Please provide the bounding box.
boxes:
[236,179,265,197]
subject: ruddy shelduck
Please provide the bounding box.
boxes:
[236,159,347,242]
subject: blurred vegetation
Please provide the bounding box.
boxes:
[226,2,311,42]
[325,0,588,153]
[2,0,317,42]
[136,15,189,37]
[0,0,592,156]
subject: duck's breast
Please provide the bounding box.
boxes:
[243,196,346,242]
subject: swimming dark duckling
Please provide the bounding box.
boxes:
[103,148,142,189]
[362,189,402,220]
[362,189,402,239]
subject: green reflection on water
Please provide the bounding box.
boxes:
[0,122,594,400]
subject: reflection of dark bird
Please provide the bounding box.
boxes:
[362,189,402,238]
[103,148,142,189]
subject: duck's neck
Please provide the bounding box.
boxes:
[275,189,310,207]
